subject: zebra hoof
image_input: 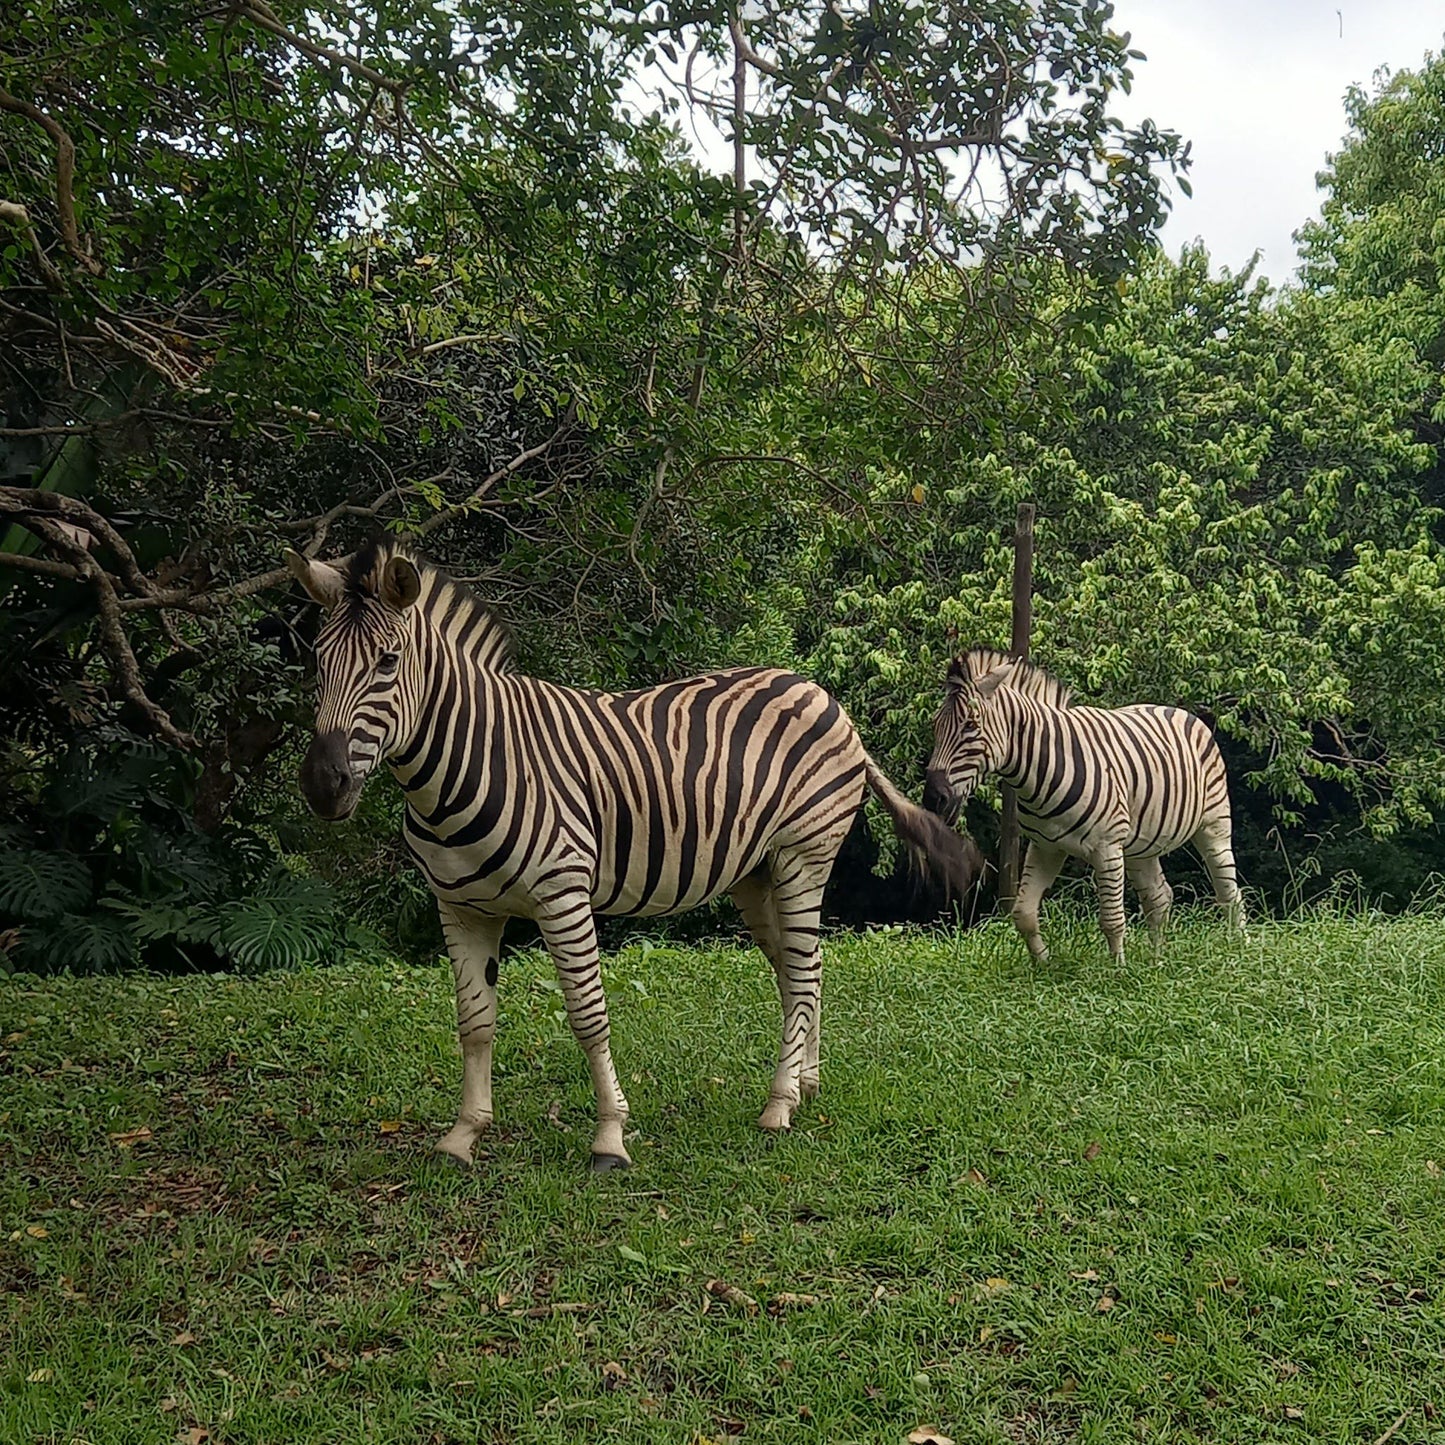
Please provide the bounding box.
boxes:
[799,1076,820,1100]
[431,1146,471,1171]
[758,1099,795,1132]
[590,1152,632,1174]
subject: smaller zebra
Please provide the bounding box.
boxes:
[923,647,1243,961]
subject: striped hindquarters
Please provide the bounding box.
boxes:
[1014,702,1229,857]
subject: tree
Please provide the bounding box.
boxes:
[803,249,1445,855]
[1,0,1186,967]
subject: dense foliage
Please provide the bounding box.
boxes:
[3,6,1444,970]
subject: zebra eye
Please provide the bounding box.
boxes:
[377,650,400,674]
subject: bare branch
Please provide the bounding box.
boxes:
[0,550,81,581]
[414,406,579,537]
[0,86,102,275]
[236,1,409,98]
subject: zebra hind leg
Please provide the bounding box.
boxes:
[435,906,507,1167]
[1192,815,1245,933]
[1125,856,1173,954]
[731,871,821,1099]
[754,857,827,1132]
[536,894,633,1171]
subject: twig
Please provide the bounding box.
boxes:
[413,406,577,537]
[236,0,409,97]
[0,87,101,274]
[509,1301,593,1319]
[1372,1410,1410,1445]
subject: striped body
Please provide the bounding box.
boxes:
[397,668,866,920]
[925,647,1242,961]
[994,698,1228,861]
[286,542,978,1168]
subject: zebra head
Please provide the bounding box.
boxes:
[922,653,1014,823]
[285,545,424,821]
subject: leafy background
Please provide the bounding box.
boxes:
[3,3,1444,971]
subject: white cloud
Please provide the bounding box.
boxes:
[1113,0,1445,281]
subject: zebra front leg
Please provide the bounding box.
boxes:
[1092,847,1128,962]
[536,896,632,1171]
[435,905,506,1167]
[1011,842,1067,961]
[802,970,822,1101]
[732,871,820,1100]
[1125,856,1173,953]
[757,861,826,1132]
[1192,815,1245,933]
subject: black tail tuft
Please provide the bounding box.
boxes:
[864,757,983,901]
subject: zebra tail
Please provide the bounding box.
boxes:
[864,755,983,900]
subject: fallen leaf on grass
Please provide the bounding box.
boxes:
[25,1225,48,1239]
[907,1428,955,1445]
[172,1330,196,1347]
[377,1120,402,1134]
[705,1278,758,1314]
[600,1360,627,1389]
[977,1277,1011,1298]
[1071,1269,1098,1281]
[179,1429,210,1445]
[768,1292,820,1313]
[109,1126,152,1147]
[1283,1406,1305,1421]
[1082,1140,1102,1162]
[1096,1295,1115,1312]
[25,1368,53,1383]
[1154,1332,1177,1344]
[962,1168,987,1186]
[1426,1160,1441,1178]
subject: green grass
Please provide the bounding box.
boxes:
[4,910,1445,1443]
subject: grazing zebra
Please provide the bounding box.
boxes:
[285,541,980,1170]
[922,647,1242,962]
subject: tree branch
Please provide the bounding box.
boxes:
[414,406,578,537]
[0,87,102,275]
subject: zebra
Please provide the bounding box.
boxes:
[922,646,1243,962]
[284,540,980,1170]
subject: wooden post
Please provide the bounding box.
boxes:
[997,502,1035,910]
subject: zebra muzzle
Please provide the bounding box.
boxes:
[299,730,363,820]
[922,770,960,824]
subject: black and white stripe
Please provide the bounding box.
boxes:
[924,647,1242,961]
[286,541,979,1168]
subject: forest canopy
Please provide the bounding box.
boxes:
[3,3,1444,971]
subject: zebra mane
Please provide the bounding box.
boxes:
[344,538,515,672]
[947,646,1073,709]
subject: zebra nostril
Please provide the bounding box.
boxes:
[922,770,952,814]
[299,730,357,817]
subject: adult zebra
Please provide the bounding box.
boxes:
[922,647,1242,962]
[285,541,980,1170]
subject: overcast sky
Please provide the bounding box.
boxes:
[1115,0,1445,282]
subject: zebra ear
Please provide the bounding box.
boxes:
[284,548,345,608]
[972,662,1013,700]
[380,555,423,611]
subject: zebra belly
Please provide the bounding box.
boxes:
[1020,804,1205,861]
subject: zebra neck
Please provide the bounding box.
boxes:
[388,631,510,820]
[981,692,1036,794]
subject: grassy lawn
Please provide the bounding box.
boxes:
[4,909,1445,1443]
